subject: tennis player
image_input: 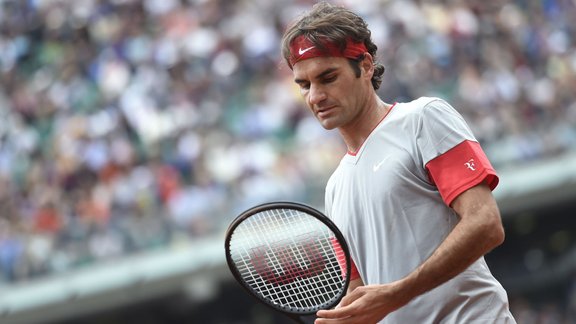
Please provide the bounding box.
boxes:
[281,2,516,323]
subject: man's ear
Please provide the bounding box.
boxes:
[360,53,374,77]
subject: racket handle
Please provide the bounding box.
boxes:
[291,314,316,324]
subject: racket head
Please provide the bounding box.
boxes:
[225,201,351,315]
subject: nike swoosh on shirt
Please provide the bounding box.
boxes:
[298,46,315,55]
[373,157,390,172]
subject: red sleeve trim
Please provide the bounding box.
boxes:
[331,237,361,280]
[425,140,499,206]
[349,259,360,280]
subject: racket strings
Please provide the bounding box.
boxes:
[229,208,347,312]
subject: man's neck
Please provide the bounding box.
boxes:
[340,96,392,154]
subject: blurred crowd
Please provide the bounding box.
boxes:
[1,0,576,321]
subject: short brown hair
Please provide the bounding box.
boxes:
[281,1,385,90]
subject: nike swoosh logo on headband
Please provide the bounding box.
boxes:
[298,46,315,55]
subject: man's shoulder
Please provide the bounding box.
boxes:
[390,97,440,120]
[400,96,447,111]
[395,96,459,121]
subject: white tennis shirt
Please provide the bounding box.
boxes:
[325,97,516,323]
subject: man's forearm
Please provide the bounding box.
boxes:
[392,185,505,304]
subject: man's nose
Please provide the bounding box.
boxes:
[308,84,327,106]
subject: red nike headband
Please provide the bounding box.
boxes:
[288,35,367,68]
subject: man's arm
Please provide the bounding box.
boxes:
[315,182,505,323]
[394,182,505,301]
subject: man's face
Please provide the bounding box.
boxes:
[293,56,372,130]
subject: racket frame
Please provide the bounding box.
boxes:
[224,201,352,317]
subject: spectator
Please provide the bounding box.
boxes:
[0,4,574,322]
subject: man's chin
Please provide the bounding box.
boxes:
[321,124,337,131]
[318,119,338,130]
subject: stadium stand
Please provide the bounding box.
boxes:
[0,0,575,323]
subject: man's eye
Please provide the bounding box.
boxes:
[299,83,310,90]
[322,76,336,83]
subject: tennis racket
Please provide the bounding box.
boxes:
[224,201,351,324]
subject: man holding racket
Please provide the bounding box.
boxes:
[281,2,516,323]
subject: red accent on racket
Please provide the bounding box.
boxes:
[224,202,351,323]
